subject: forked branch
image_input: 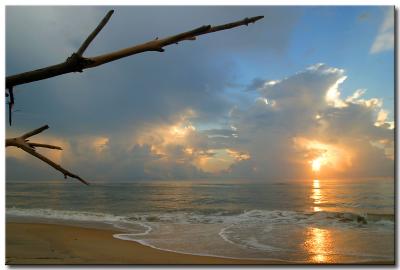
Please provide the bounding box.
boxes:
[6,125,89,185]
[5,10,263,182]
[5,12,263,89]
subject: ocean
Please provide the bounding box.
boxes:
[6,178,394,263]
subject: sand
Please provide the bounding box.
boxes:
[6,222,283,265]
[6,222,394,265]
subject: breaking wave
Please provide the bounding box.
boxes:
[7,207,393,229]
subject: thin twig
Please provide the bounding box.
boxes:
[76,10,114,56]
[21,124,49,139]
[28,143,63,150]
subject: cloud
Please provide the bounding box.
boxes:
[226,63,394,179]
[6,6,300,135]
[6,109,245,181]
[6,6,299,182]
[370,7,394,54]
[245,78,267,92]
[6,63,394,181]
[6,7,393,182]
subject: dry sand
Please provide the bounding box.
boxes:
[6,222,283,265]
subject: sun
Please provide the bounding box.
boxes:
[311,158,322,172]
[310,154,330,172]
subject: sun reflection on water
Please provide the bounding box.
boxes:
[304,179,334,263]
[311,179,323,212]
[304,227,333,263]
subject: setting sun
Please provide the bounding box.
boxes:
[310,155,329,172]
[295,137,354,174]
[311,158,322,172]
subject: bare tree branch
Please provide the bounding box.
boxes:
[5,12,264,89]
[89,16,265,66]
[76,10,114,56]
[6,125,89,185]
[27,143,63,150]
[5,11,263,183]
[21,124,50,139]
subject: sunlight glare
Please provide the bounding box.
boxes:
[313,179,320,189]
[311,158,322,172]
[304,227,333,263]
[311,179,322,208]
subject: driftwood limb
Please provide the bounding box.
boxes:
[5,11,263,183]
[6,125,89,185]
[5,12,263,126]
[5,12,264,89]
[21,124,50,139]
[76,10,114,56]
[27,143,63,150]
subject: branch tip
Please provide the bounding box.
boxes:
[76,9,115,56]
[21,125,49,139]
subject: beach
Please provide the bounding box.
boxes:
[6,222,394,265]
[6,222,282,265]
[6,180,395,264]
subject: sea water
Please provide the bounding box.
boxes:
[6,178,394,263]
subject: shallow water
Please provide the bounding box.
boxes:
[6,178,394,263]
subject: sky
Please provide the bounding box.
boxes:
[5,6,395,182]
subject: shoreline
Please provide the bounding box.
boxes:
[6,222,285,265]
[6,222,394,265]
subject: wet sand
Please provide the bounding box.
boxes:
[6,222,394,265]
[6,222,283,264]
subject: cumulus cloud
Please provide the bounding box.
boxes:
[226,63,394,179]
[6,63,394,181]
[5,7,393,182]
[370,7,394,54]
[7,109,244,181]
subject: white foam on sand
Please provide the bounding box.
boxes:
[7,207,394,262]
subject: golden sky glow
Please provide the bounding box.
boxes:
[131,111,251,173]
[7,63,393,180]
[311,158,322,172]
[5,8,394,182]
[294,137,353,175]
[92,136,109,153]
